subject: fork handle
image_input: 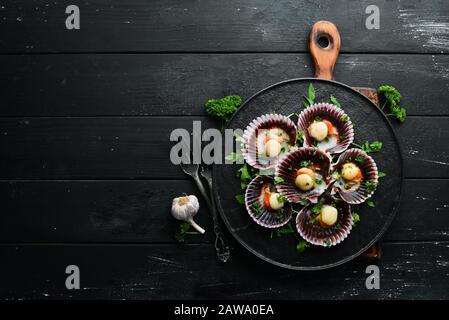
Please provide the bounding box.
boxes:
[205,178,231,263]
[192,174,213,209]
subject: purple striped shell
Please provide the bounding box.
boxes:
[296,198,353,247]
[298,103,354,154]
[244,175,292,228]
[331,148,379,204]
[241,114,298,170]
[275,147,332,204]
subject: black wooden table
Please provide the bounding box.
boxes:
[0,0,448,299]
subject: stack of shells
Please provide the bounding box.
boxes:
[241,103,379,247]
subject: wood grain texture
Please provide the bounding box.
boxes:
[0,116,447,179]
[0,180,447,243]
[0,54,447,116]
[0,242,448,299]
[0,0,448,53]
[1,0,448,299]
[309,21,341,80]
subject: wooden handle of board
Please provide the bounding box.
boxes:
[309,21,341,80]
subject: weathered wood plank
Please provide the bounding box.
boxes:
[0,0,448,53]
[0,54,447,116]
[0,179,447,243]
[0,242,448,299]
[395,117,449,178]
[0,117,447,179]
[0,180,214,244]
[386,179,449,241]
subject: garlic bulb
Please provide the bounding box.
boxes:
[171,195,205,234]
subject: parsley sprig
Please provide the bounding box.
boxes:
[175,222,200,243]
[330,95,341,108]
[352,140,383,153]
[378,85,406,123]
[303,83,315,108]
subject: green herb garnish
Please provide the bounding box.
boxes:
[341,114,349,122]
[296,240,310,253]
[378,85,406,123]
[175,222,192,243]
[303,83,315,108]
[225,151,242,162]
[237,163,257,189]
[300,160,313,167]
[330,95,341,108]
[311,203,323,216]
[355,156,365,165]
[378,171,386,178]
[234,131,243,142]
[274,223,295,237]
[352,211,360,226]
[251,202,262,215]
[205,95,241,128]
[366,199,375,208]
[297,130,304,144]
[276,194,288,203]
[364,181,377,193]
[274,176,284,185]
[352,140,383,153]
[235,194,245,205]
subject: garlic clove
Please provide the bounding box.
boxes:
[171,194,205,234]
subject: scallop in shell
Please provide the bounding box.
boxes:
[275,147,331,204]
[331,148,379,204]
[298,103,354,154]
[241,114,298,170]
[244,175,292,228]
[296,196,353,247]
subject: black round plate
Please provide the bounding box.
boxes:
[213,78,403,270]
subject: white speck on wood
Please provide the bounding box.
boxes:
[398,9,449,50]
[148,255,185,269]
[414,158,449,166]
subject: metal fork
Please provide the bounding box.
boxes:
[200,164,231,263]
[177,138,230,262]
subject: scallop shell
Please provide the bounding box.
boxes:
[275,147,332,203]
[296,198,353,247]
[331,148,379,204]
[298,103,354,154]
[241,114,298,170]
[244,175,292,228]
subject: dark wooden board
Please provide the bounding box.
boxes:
[1,242,448,299]
[214,78,402,270]
[0,0,448,53]
[0,116,448,179]
[1,54,447,116]
[0,179,447,243]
